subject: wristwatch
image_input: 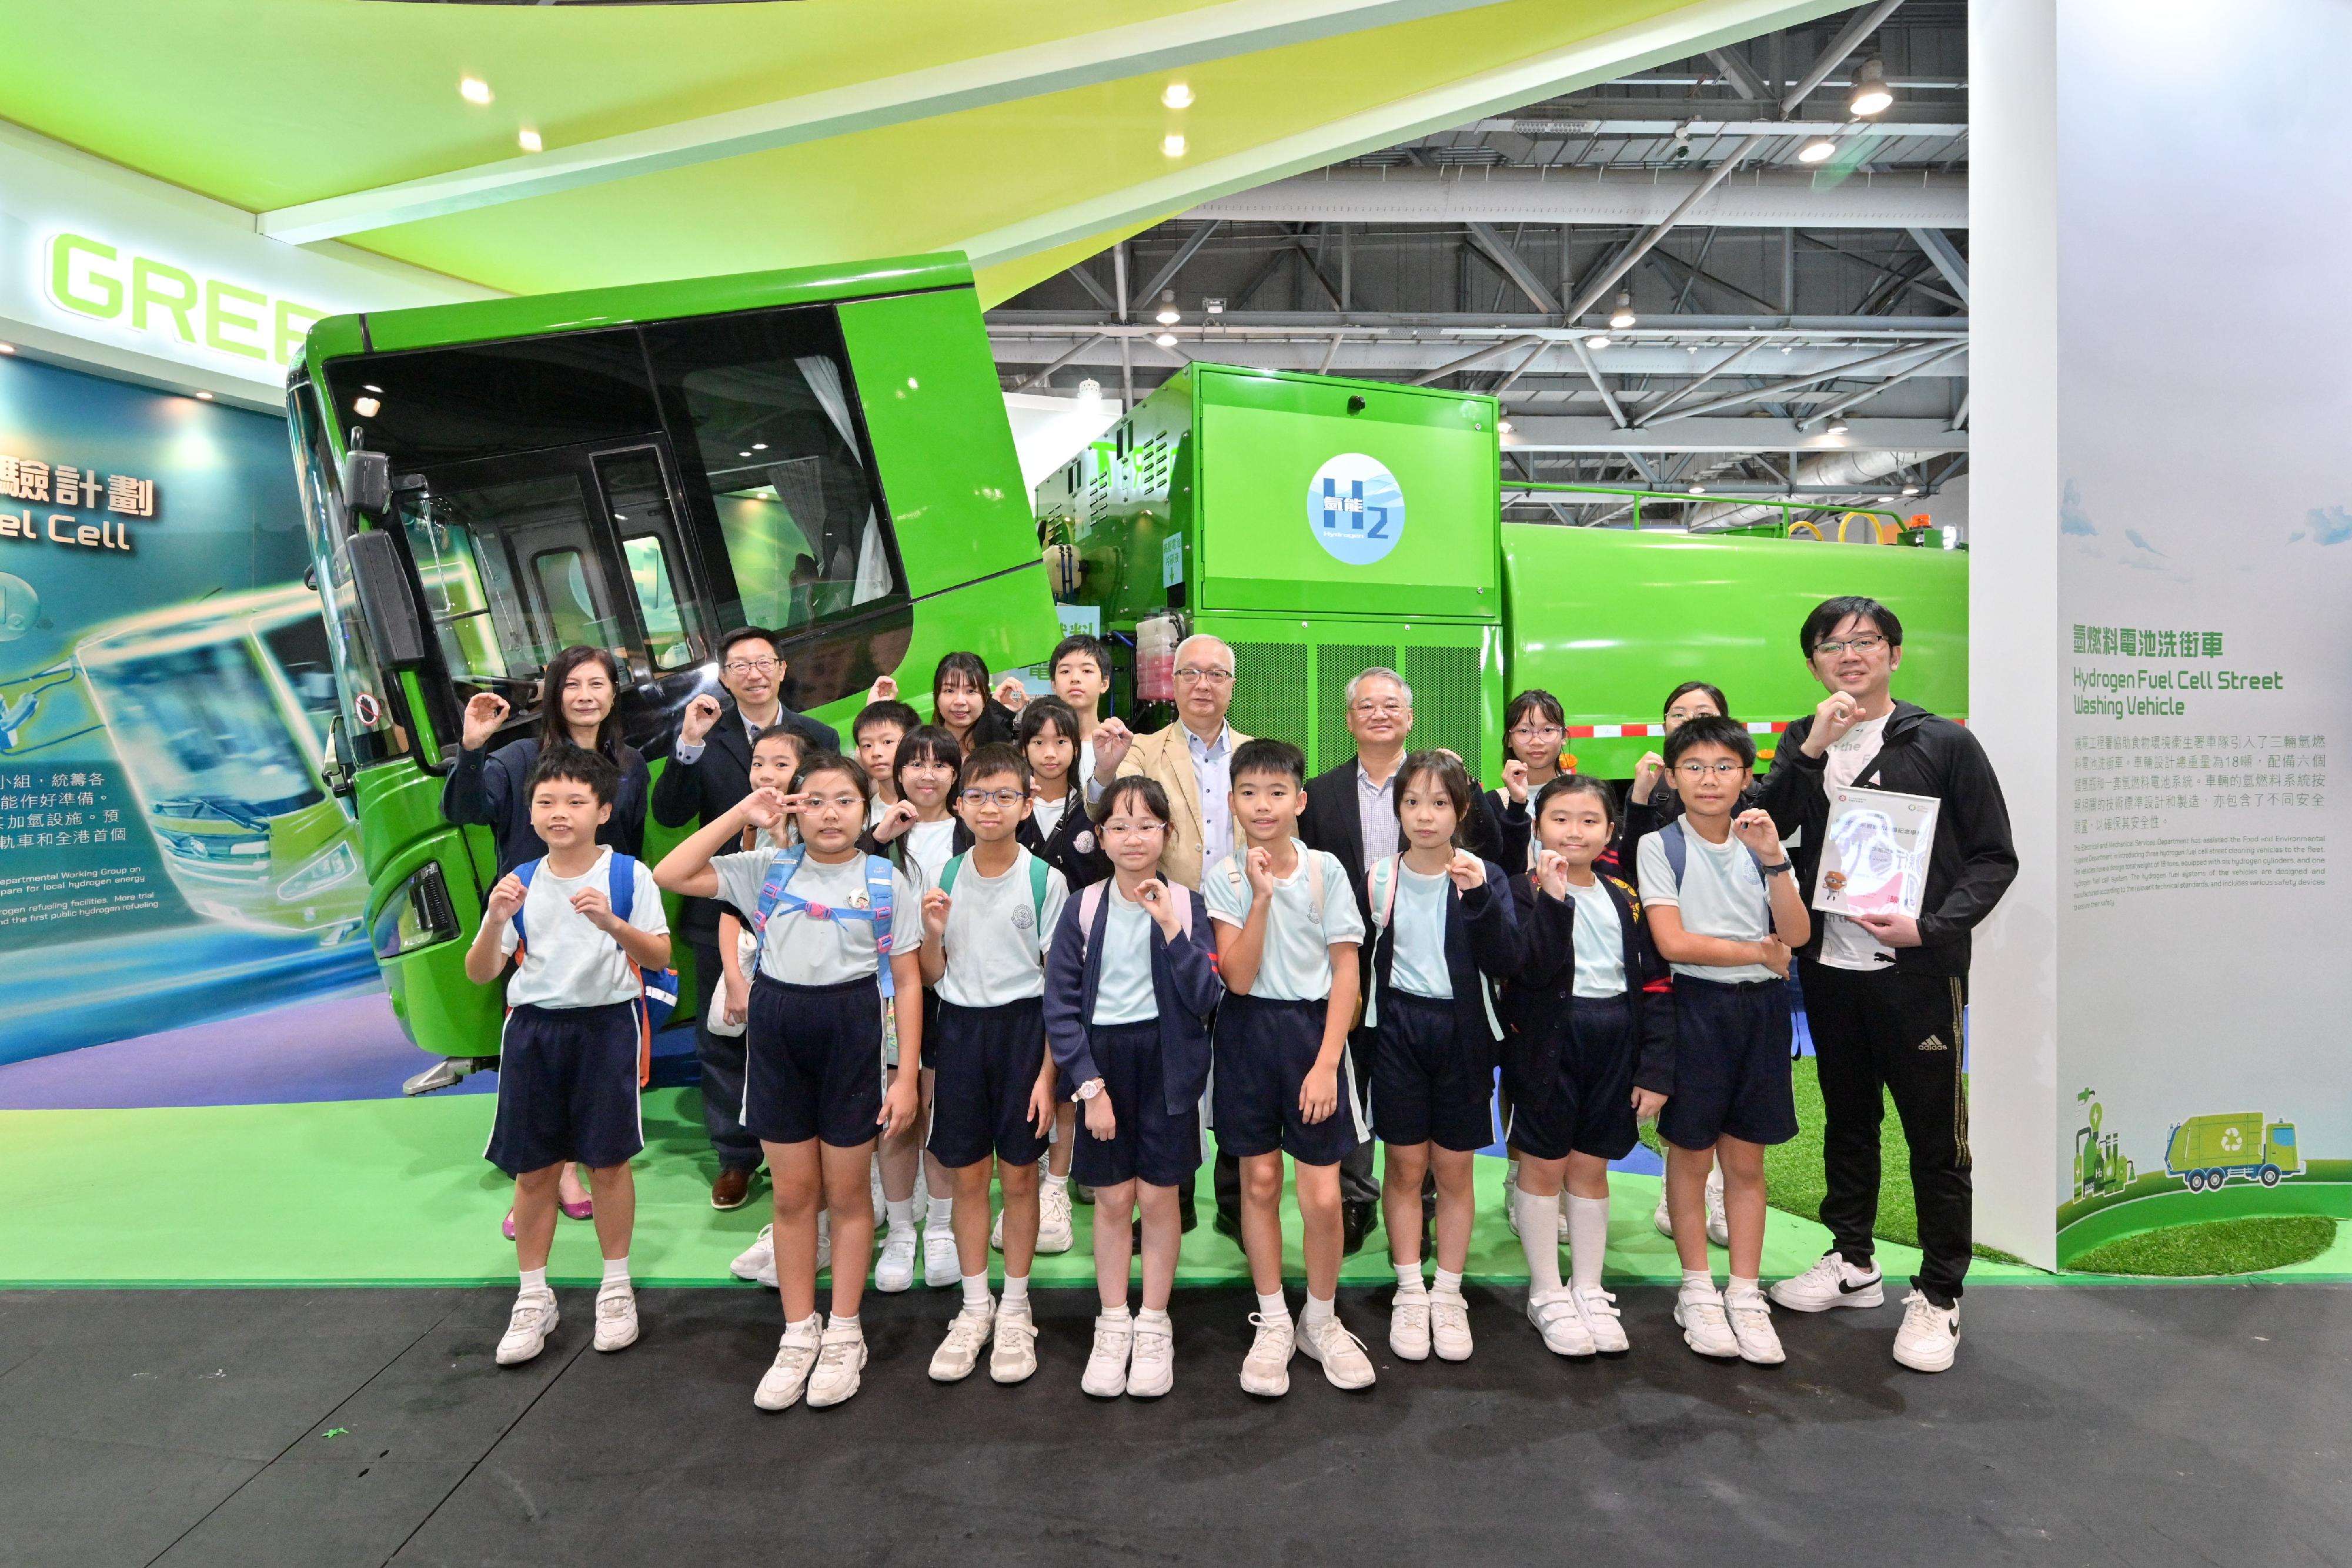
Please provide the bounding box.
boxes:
[1073,1078,1105,1103]
[1761,861,1794,876]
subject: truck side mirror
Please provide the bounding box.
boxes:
[345,531,428,669]
[342,449,392,518]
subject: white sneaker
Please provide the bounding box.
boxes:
[929,1303,993,1382]
[1892,1290,1960,1372]
[592,1282,639,1352]
[1127,1311,1174,1398]
[753,1318,822,1410]
[1704,1168,1730,1248]
[1652,1186,1674,1239]
[923,1221,961,1289]
[1428,1288,1473,1362]
[731,1224,777,1288]
[1769,1250,1885,1312]
[1037,1181,1075,1254]
[1675,1285,1739,1359]
[1298,1312,1377,1390]
[870,1160,886,1228]
[817,1211,831,1275]
[1389,1287,1431,1361]
[495,1289,557,1366]
[874,1226,917,1292]
[807,1321,868,1407]
[1240,1310,1295,1396]
[990,1206,1004,1252]
[1724,1288,1786,1365]
[1083,1309,1134,1398]
[1558,1201,1572,1242]
[1504,1162,1521,1234]
[991,1302,1039,1384]
[1526,1288,1595,1358]
[1573,1284,1629,1356]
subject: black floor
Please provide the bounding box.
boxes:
[4,1282,2348,1567]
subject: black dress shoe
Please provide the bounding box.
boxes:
[1212,1207,1243,1242]
[1342,1199,1374,1256]
[1179,1186,1199,1234]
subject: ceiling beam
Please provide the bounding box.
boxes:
[1502,415,1965,453]
[1410,333,1547,386]
[257,0,1516,244]
[1703,45,1773,103]
[1907,226,1971,305]
[1134,222,1224,313]
[1779,0,1905,116]
[1648,338,1957,424]
[1184,165,1968,229]
[1465,222,1563,315]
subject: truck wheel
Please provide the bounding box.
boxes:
[2184,1170,2205,1192]
[2206,1169,2226,1191]
[2260,1165,2281,1188]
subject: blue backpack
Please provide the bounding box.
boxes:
[1656,818,1774,925]
[753,844,900,997]
[511,851,680,1085]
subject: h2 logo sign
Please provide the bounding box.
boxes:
[1308,453,1405,566]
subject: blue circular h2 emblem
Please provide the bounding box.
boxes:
[1308,453,1405,566]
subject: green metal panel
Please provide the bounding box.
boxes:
[1201,611,1503,777]
[1037,370,1195,628]
[1502,525,1969,779]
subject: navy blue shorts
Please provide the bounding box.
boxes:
[1072,1020,1203,1190]
[743,974,884,1149]
[1505,994,1640,1162]
[484,1001,644,1178]
[1369,991,1495,1152]
[1656,976,1798,1151]
[1212,994,1361,1167]
[927,997,1050,1169]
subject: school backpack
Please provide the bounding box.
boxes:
[938,848,1054,967]
[1656,818,1773,925]
[1074,877,1198,958]
[1362,851,1502,1039]
[510,851,680,1087]
[751,843,900,998]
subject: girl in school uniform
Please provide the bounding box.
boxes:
[1479,688,1571,875]
[654,754,926,1413]
[1043,775,1222,1399]
[1361,750,1522,1365]
[1497,774,1675,1360]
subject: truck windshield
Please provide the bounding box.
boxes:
[85,638,323,821]
[287,377,396,753]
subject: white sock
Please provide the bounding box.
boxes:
[601,1255,630,1286]
[1044,1169,1070,1189]
[1301,1293,1335,1329]
[1002,1275,1030,1311]
[1681,1268,1718,1296]
[1432,1267,1463,1298]
[1566,1195,1611,1291]
[1394,1263,1426,1295]
[1138,1305,1170,1325]
[1728,1273,1761,1300]
[830,1312,861,1332]
[1101,1301,1132,1322]
[960,1273,992,1310]
[519,1266,549,1295]
[789,1312,822,1334]
[927,1195,954,1229]
[886,1198,914,1236]
[1255,1289,1288,1321]
[1512,1188,1563,1297]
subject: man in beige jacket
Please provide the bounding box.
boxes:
[1090,633,1248,892]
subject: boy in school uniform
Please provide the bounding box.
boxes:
[1047,633,1116,790]
[465,748,671,1367]
[1635,714,1810,1366]
[1205,738,1375,1395]
[918,743,1070,1385]
[853,699,920,832]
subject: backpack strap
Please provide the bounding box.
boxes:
[864,854,897,999]
[1659,818,1771,925]
[1362,851,1402,1028]
[606,852,635,930]
[753,842,808,936]
[510,858,541,952]
[938,850,965,897]
[1078,880,1106,961]
[1027,851,1051,930]
[1305,845,1326,925]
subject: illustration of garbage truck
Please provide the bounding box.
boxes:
[2164,1113,2301,1192]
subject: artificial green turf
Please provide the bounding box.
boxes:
[2067,1216,2339,1278]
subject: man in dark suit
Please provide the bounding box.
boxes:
[651,626,841,1210]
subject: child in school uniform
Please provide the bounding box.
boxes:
[1481,688,1572,875]
[1498,775,1675,1359]
[656,754,926,1411]
[1044,775,1222,1398]
[1361,750,1519,1364]
[853,698,918,833]
[916,743,1070,1386]
[1634,714,1810,1366]
[1205,738,1374,1396]
[1045,633,1115,785]
[464,748,671,1367]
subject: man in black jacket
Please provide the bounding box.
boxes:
[650,627,841,1209]
[1756,596,2016,1375]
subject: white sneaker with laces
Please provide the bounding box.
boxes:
[1389,1288,1431,1360]
[592,1282,639,1352]
[1240,1310,1295,1396]
[1675,1286,1739,1359]
[496,1290,558,1366]
[753,1318,822,1410]
[1724,1289,1786,1365]
[1298,1313,1377,1390]
[923,1222,961,1289]
[874,1226,917,1292]
[1769,1250,1885,1312]
[731,1225,776,1287]
[1083,1310,1134,1398]
[991,1303,1040,1384]
[928,1303,994,1382]
[1703,1168,1730,1249]
[1573,1284,1630,1356]
[1037,1181,1075,1254]
[1127,1312,1173,1398]
[1526,1288,1596,1359]
[1892,1290,1960,1372]
[807,1322,868,1407]
[990,1206,1004,1252]
[1428,1288,1473,1362]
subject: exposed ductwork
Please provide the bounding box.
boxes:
[1686,448,1937,530]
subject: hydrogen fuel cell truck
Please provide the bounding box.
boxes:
[285,255,1056,1065]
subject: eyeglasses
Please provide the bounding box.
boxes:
[1675,759,1747,778]
[1174,667,1234,684]
[1812,635,1887,658]
[1509,723,1566,740]
[1351,700,1407,718]
[958,788,1026,807]
[1103,819,1167,838]
[724,657,780,674]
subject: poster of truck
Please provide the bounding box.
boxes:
[2165,1113,2301,1192]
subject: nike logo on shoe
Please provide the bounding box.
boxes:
[1838,1275,1882,1293]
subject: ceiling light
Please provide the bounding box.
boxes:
[196,390,215,401]
[1077,378,1103,403]
[1153,332,1178,348]
[362,383,382,393]
[1162,133,1187,158]
[739,450,752,457]
[1154,290,1181,326]
[1688,484,1707,495]
[1498,419,1514,434]
[751,442,767,451]
[1585,333,1612,350]
[1901,483,1920,496]
[1161,83,1193,109]
[352,396,380,417]
[1798,136,1838,165]
[1608,291,1636,330]
[517,128,542,153]
[1875,494,1896,503]
[459,76,493,106]
[1848,58,1893,118]
[1824,413,1850,435]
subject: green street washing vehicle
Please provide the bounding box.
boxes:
[2166,1113,2302,1191]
